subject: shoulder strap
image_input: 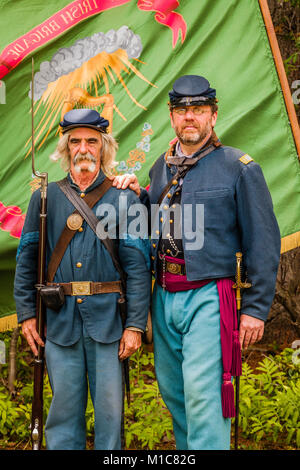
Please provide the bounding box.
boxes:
[55,177,126,290]
[157,142,219,206]
[47,177,112,282]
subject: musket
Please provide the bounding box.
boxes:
[118,295,131,406]
[232,252,251,450]
[30,57,48,450]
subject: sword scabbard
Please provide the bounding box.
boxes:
[232,251,252,451]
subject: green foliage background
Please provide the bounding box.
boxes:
[0,330,300,450]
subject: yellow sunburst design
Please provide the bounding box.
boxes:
[25,48,156,157]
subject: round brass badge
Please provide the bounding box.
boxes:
[67,213,83,231]
[168,263,181,274]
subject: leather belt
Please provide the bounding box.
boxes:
[46,281,123,296]
[166,261,186,276]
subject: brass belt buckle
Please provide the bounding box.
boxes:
[167,262,182,275]
[71,281,92,296]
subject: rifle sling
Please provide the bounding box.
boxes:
[47,177,112,283]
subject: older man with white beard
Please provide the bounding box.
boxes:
[14,109,151,450]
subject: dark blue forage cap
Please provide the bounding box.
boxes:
[59,108,109,133]
[168,75,217,107]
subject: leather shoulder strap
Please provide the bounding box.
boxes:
[47,177,112,282]
[157,142,219,206]
[54,177,126,290]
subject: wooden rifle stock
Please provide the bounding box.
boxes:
[118,295,130,405]
[31,57,48,450]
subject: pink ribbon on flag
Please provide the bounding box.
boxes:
[137,0,187,47]
[0,201,25,238]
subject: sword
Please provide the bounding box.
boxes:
[232,252,251,450]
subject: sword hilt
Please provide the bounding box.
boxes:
[232,252,251,310]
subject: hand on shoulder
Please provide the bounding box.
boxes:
[110,173,140,196]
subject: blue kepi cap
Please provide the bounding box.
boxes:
[60,109,109,133]
[169,75,217,108]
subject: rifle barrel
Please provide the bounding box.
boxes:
[30,56,48,451]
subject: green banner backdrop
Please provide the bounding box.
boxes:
[0,0,299,329]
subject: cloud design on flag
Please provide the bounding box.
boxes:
[29,26,143,100]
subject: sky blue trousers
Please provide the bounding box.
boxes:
[45,324,122,450]
[152,281,231,450]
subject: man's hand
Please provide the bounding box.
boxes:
[239,314,264,350]
[118,329,142,361]
[111,174,141,196]
[21,318,45,356]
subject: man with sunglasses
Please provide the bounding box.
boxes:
[113,75,281,450]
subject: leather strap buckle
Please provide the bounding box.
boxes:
[71,281,92,296]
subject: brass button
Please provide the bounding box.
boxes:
[167,193,172,198]
[77,298,83,304]
[163,205,168,210]
[78,227,83,232]
[80,193,85,198]
[155,230,159,235]
[172,204,176,209]
[172,179,178,185]
[151,256,155,260]
[152,243,156,248]
[160,217,164,222]
[76,262,82,268]
[166,233,170,238]
[170,219,173,224]
[166,249,171,254]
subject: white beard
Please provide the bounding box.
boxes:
[73,152,97,173]
[74,162,96,173]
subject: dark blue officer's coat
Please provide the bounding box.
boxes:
[143,144,281,322]
[14,171,151,346]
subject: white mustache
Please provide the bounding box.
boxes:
[73,152,97,164]
[73,152,97,173]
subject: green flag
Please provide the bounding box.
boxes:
[0,0,299,330]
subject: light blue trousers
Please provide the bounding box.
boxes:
[45,325,122,450]
[152,281,231,450]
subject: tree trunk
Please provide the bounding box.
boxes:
[264,248,300,346]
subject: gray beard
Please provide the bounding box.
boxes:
[175,122,212,146]
[73,152,97,173]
